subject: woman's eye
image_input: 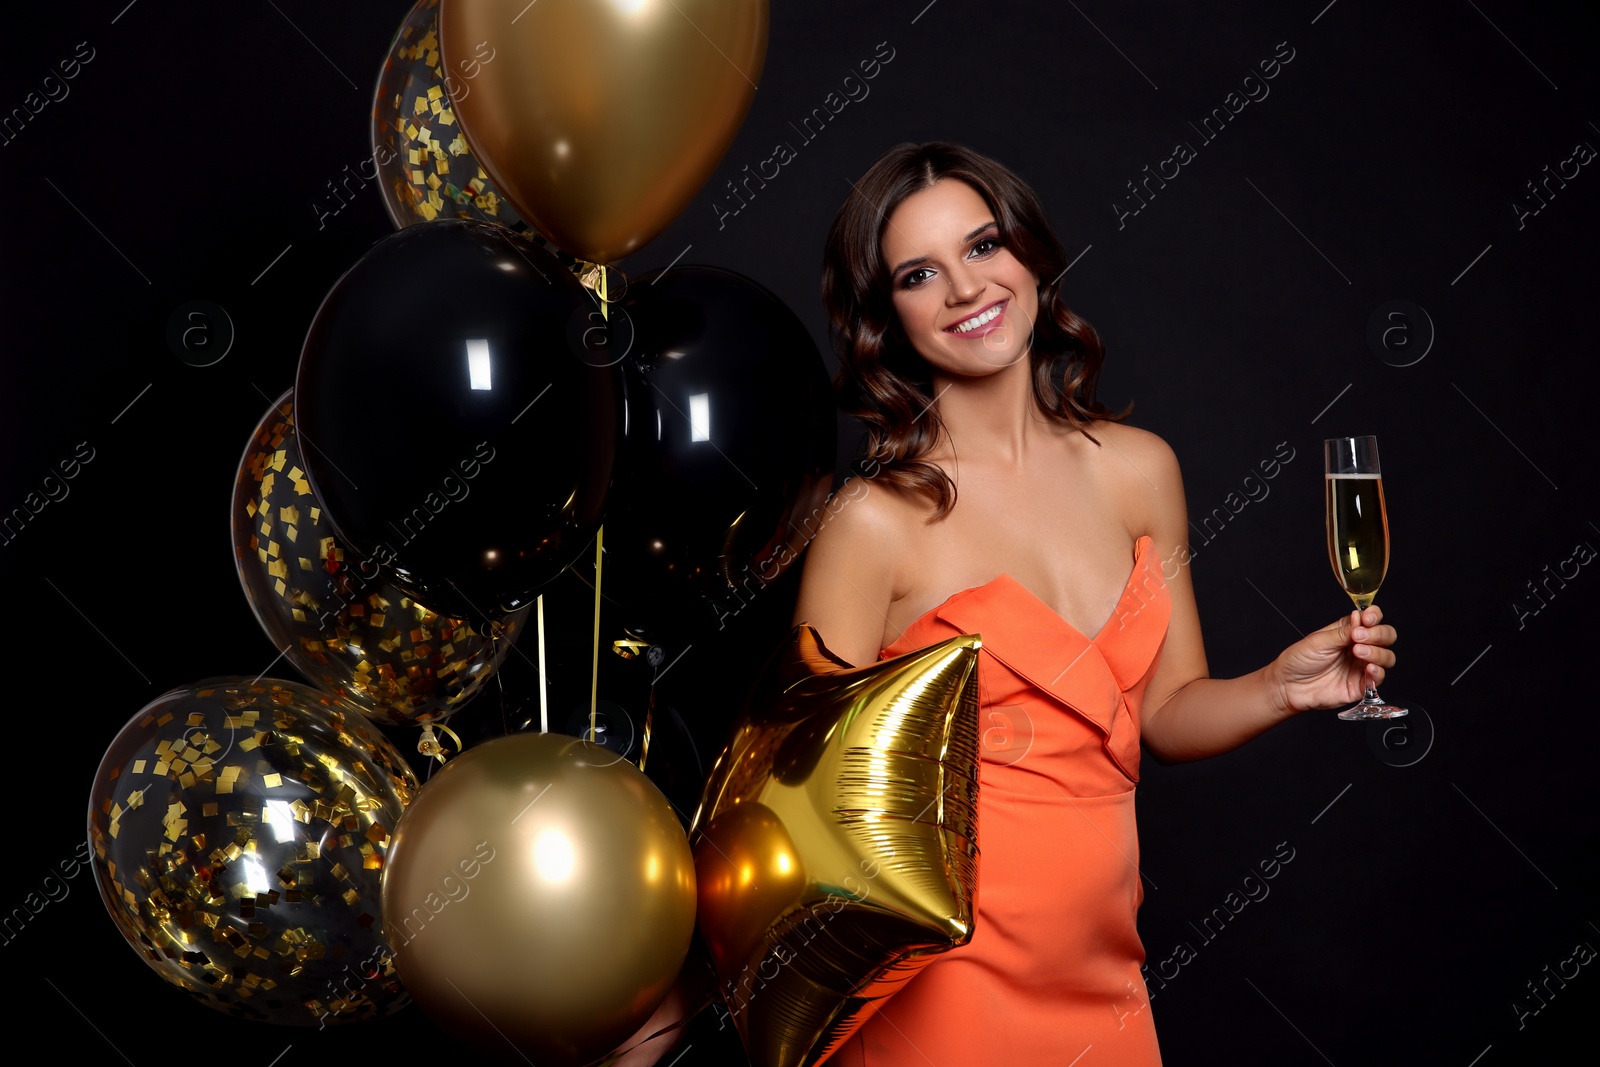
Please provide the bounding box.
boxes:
[898,237,999,288]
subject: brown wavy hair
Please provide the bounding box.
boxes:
[822,141,1132,521]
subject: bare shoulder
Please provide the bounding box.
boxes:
[802,472,918,565]
[1091,419,1180,472]
[1085,420,1186,534]
[789,473,923,666]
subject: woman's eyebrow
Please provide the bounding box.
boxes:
[889,220,998,278]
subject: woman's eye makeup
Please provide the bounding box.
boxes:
[895,233,1002,289]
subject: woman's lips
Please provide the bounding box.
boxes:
[945,299,1007,338]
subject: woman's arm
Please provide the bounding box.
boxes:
[1119,430,1397,763]
[788,475,903,668]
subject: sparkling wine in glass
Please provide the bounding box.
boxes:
[1324,436,1406,720]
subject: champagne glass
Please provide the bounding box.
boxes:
[1324,435,1406,720]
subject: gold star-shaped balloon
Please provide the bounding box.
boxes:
[689,623,982,1067]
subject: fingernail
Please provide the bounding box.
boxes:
[1353,627,1367,639]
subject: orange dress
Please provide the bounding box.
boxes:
[826,534,1170,1066]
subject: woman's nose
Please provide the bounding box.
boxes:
[945,263,983,303]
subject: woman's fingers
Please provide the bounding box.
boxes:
[1351,623,1397,646]
[1354,644,1396,667]
[1332,605,1397,683]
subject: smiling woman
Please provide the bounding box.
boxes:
[793,141,1399,1065]
[886,189,1040,358]
[821,143,1130,533]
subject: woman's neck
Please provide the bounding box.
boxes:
[927,358,1066,468]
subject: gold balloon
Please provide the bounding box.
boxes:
[370,0,529,230]
[438,0,769,263]
[382,732,698,1065]
[589,944,717,1066]
[232,389,528,726]
[690,625,982,1067]
[87,677,419,1025]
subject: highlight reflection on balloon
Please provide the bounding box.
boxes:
[605,265,836,633]
[691,625,982,1067]
[87,678,418,1026]
[293,219,621,617]
[383,732,697,1065]
[232,389,527,726]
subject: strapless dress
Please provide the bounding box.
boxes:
[825,533,1170,1066]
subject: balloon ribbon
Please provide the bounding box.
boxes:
[591,524,603,744]
[581,260,610,746]
[537,592,549,733]
[416,722,463,763]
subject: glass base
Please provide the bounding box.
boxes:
[1338,698,1408,721]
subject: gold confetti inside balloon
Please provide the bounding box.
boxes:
[87,678,419,1026]
[232,389,527,727]
[371,0,527,230]
[382,731,697,1066]
[689,625,982,1067]
[440,0,769,263]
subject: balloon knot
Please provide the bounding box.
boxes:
[417,722,463,763]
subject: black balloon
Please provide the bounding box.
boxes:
[602,266,835,631]
[295,219,621,618]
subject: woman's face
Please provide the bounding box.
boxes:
[881,178,1039,375]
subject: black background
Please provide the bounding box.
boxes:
[2,1,1596,1064]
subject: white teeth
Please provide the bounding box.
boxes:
[951,303,1003,332]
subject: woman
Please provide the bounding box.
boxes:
[791,142,1397,1065]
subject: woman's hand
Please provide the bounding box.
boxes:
[1268,605,1398,717]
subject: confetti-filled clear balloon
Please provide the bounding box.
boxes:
[232,389,527,726]
[88,678,419,1026]
[371,0,528,230]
